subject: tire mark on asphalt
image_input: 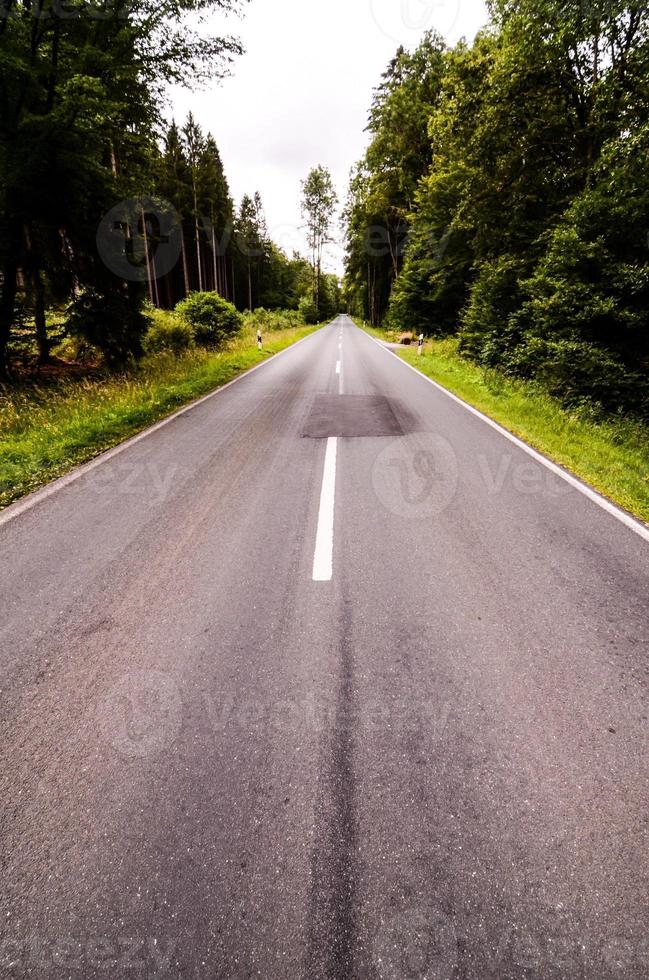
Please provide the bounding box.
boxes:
[306,594,359,979]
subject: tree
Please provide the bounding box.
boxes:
[183,113,207,293]
[344,0,649,415]
[343,33,447,324]
[158,122,193,300]
[201,136,235,300]
[0,0,244,374]
[301,166,338,315]
[234,194,264,310]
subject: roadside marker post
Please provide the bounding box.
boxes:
[257,330,262,350]
[418,333,424,355]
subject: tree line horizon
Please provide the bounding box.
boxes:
[2,0,647,420]
[0,0,341,375]
[342,0,649,417]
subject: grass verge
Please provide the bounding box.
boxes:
[363,325,649,525]
[0,322,318,509]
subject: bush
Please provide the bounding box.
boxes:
[509,336,647,414]
[243,307,305,332]
[298,296,319,325]
[175,292,242,347]
[459,256,528,365]
[51,335,102,365]
[143,311,194,355]
[65,287,148,368]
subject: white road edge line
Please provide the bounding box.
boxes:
[364,328,649,545]
[312,436,337,582]
[0,327,323,530]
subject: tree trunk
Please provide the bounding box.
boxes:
[33,269,51,364]
[141,207,155,305]
[193,184,203,292]
[181,229,191,297]
[211,220,222,296]
[388,226,399,279]
[0,256,18,378]
[151,249,160,308]
[311,231,318,311]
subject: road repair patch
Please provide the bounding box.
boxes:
[302,394,412,438]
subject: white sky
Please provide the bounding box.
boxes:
[169,0,489,275]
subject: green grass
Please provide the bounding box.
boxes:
[0,321,318,509]
[362,324,649,525]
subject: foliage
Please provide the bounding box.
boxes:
[344,0,649,416]
[155,122,313,315]
[243,308,305,332]
[175,291,242,347]
[0,0,245,376]
[298,296,320,325]
[343,33,447,324]
[65,288,148,368]
[156,118,235,307]
[143,310,195,355]
[301,166,338,315]
[51,336,102,366]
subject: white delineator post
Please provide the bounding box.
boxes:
[257,330,262,351]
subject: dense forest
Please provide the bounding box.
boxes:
[0,0,340,376]
[344,0,649,417]
[154,117,327,315]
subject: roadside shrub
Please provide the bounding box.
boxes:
[51,335,102,365]
[143,311,194,355]
[459,255,528,365]
[243,307,305,332]
[298,296,319,324]
[508,335,647,414]
[175,292,242,347]
[65,287,147,368]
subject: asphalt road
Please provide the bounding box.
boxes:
[2,316,649,979]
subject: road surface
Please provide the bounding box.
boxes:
[1,316,649,979]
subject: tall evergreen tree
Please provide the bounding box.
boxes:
[0,0,244,373]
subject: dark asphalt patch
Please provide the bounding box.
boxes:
[302,394,410,438]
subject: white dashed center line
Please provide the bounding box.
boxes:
[312,437,337,581]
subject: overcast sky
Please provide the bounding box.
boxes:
[169,0,489,275]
